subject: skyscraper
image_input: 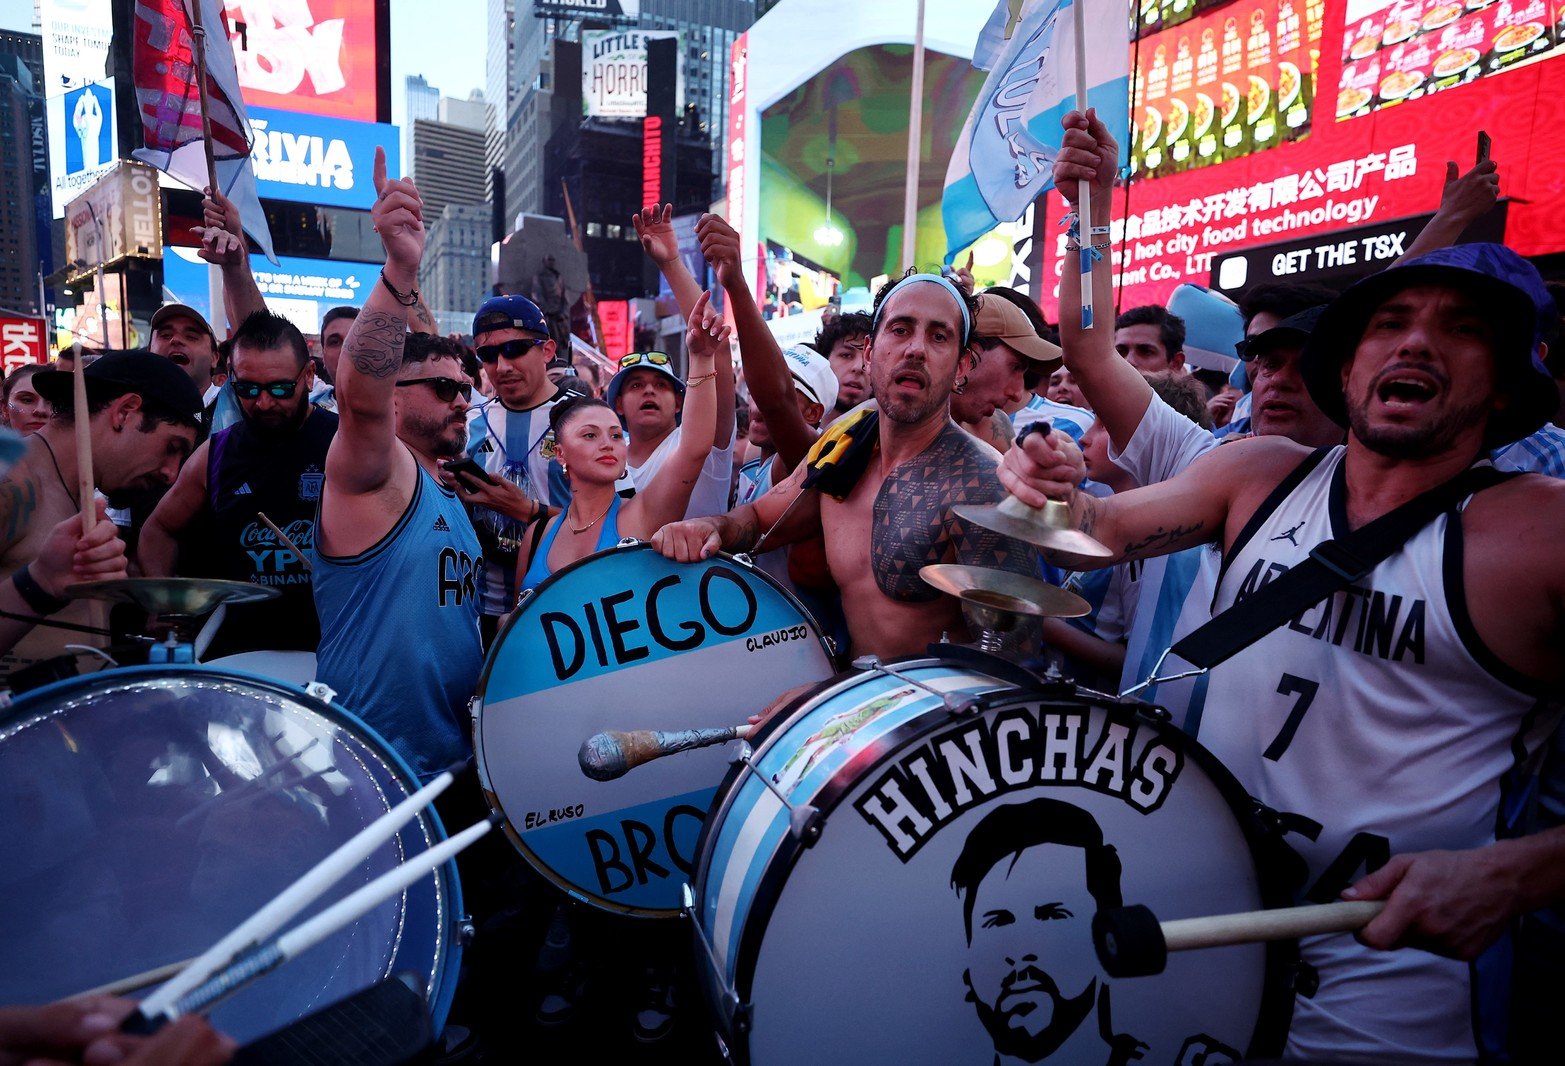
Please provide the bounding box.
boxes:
[0,30,44,316]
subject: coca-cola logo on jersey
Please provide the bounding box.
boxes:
[240,519,314,550]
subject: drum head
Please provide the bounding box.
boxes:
[0,667,461,1043]
[476,544,836,917]
[696,657,1291,1063]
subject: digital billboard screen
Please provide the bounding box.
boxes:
[162,246,380,336]
[223,0,383,123]
[39,0,117,217]
[248,107,400,210]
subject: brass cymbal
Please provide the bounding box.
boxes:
[65,578,280,615]
[955,497,1115,570]
[920,564,1090,619]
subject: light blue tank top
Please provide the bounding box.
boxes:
[520,495,623,592]
[313,465,483,780]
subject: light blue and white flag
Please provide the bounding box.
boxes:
[942,0,1130,265]
[971,0,1029,71]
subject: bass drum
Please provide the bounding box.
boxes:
[692,648,1294,1064]
[0,666,463,1043]
[475,543,836,917]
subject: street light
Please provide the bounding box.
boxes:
[814,155,843,248]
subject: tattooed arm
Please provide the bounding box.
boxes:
[651,458,821,563]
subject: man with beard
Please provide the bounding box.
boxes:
[312,149,483,780]
[951,293,1063,451]
[139,312,337,659]
[1001,206,1565,1057]
[951,798,1146,1065]
[0,351,202,679]
[653,270,1041,662]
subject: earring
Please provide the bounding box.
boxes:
[953,376,967,395]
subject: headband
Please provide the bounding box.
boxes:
[871,273,972,343]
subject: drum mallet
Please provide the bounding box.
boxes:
[1093,900,1386,978]
[579,725,753,782]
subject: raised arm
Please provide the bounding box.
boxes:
[1399,158,1499,262]
[631,291,725,531]
[138,439,211,576]
[637,205,735,447]
[325,146,422,497]
[700,212,815,468]
[1053,109,1154,452]
[197,186,266,328]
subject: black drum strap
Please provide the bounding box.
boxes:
[1169,464,1512,672]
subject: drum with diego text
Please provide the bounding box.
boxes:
[691,647,1296,1064]
[0,665,463,1043]
[474,542,837,917]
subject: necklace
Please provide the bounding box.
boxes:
[567,496,613,535]
[37,435,79,508]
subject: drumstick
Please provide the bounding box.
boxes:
[131,757,467,1024]
[73,956,197,999]
[578,725,754,781]
[1093,900,1386,978]
[258,511,312,572]
[135,813,501,1030]
[72,343,94,533]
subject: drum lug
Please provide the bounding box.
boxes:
[850,655,979,717]
[454,916,476,947]
[734,750,824,843]
[731,552,755,568]
[305,681,337,704]
[684,883,746,1030]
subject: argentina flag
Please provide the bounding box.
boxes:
[942,0,1131,264]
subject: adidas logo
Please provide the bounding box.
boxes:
[433,515,451,532]
[235,483,253,495]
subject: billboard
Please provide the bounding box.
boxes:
[64,162,164,272]
[1035,0,1565,314]
[0,317,49,372]
[538,0,641,16]
[223,0,382,122]
[162,246,380,336]
[582,29,682,118]
[39,0,117,216]
[248,107,400,210]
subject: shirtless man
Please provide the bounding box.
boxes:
[652,271,1040,660]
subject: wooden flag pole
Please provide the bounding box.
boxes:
[186,0,221,195]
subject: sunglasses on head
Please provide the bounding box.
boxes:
[618,351,671,370]
[231,364,308,400]
[475,338,547,363]
[395,377,473,402]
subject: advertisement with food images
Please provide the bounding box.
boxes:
[1132,0,1323,180]
[1036,0,1565,317]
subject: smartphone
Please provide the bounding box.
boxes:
[442,457,495,490]
[1477,131,1491,164]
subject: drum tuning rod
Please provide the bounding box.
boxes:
[1093,899,1387,978]
[579,725,754,782]
[129,757,468,1028]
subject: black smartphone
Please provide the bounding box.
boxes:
[1477,130,1491,164]
[442,457,495,490]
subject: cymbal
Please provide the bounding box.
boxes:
[65,578,280,615]
[920,564,1090,619]
[955,497,1115,570]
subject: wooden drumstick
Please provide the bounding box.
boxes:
[1094,900,1386,978]
[258,511,311,572]
[578,725,754,782]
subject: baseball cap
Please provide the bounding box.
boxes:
[1300,243,1557,447]
[472,294,548,338]
[33,349,205,424]
[782,344,839,411]
[149,303,216,340]
[1239,305,1327,360]
[973,293,1062,371]
[605,351,685,413]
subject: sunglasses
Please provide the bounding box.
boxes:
[617,351,671,370]
[231,364,308,400]
[476,338,547,363]
[395,377,473,402]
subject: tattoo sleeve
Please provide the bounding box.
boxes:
[346,310,407,380]
[716,507,761,553]
[1120,521,1207,560]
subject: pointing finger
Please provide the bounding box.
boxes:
[373,146,387,196]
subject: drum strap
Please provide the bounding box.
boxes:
[1166,462,1512,672]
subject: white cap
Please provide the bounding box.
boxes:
[782,344,839,412]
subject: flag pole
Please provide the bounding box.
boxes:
[1072,0,1095,331]
[901,0,927,270]
[188,0,228,336]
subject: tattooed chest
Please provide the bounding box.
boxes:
[870,473,962,603]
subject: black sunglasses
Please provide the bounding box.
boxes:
[476,338,547,363]
[231,364,308,400]
[395,377,473,402]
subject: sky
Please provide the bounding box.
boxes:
[0,0,489,131]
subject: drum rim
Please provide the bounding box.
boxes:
[472,540,839,917]
[692,654,1297,1058]
[1,663,466,1034]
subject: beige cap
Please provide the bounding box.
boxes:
[973,294,1062,371]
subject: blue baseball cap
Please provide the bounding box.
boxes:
[472,294,548,339]
[1301,244,1557,447]
[605,351,685,416]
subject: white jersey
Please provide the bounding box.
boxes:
[627,425,735,520]
[1192,447,1560,1061]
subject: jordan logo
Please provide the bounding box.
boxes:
[1272,521,1306,546]
[433,514,451,532]
[234,483,253,496]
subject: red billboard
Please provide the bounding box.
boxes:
[224,0,382,123]
[1038,0,1565,317]
[0,316,49,373]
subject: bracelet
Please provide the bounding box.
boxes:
[13,564,68,616]
[380,271,420,307]
[685,371,718,388]
[1065,239,1113,251]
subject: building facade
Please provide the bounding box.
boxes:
[425,202,492,329]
